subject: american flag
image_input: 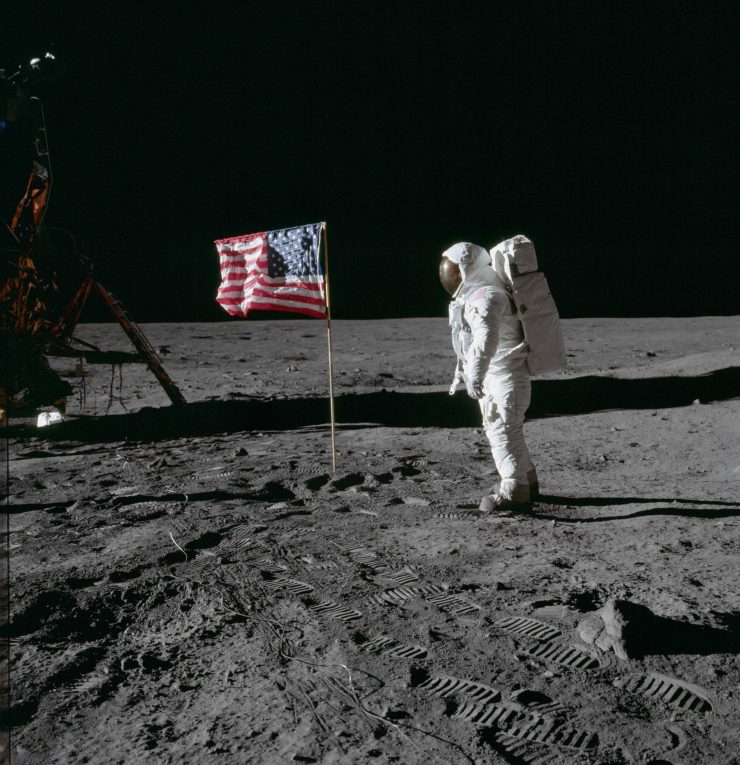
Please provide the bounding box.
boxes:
[215,223,326,319]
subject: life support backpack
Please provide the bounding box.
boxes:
[489,235,567,376]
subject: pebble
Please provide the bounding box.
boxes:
[402,497,430,506]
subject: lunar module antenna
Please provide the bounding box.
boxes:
[29,96,52,226]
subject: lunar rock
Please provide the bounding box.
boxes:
[580,598,740,660]
[578,598,657,659]
[510,688,552,705]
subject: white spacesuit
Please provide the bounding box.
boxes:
[440,241,538,511]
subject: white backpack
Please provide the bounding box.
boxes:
[490,235,567,376]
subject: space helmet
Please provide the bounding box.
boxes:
[439,242,491,296]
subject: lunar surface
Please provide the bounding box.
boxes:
[5,316,740,764]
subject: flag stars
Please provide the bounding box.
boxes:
[267,225,321,279]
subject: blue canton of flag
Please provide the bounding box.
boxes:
[267,225,324,279]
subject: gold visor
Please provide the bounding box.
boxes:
[439,257,462,296]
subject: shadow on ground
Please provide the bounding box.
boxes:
[614,609,739,657]
[8,367,740,444]
[539,494,740,508]
[532,502,740,522]
[649,615,740,656]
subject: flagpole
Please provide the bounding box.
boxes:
[321,222,337,474]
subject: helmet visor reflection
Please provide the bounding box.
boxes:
[439,257,462,296]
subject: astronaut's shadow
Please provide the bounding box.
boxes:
[531,495,740,522]
[538,494,739,509]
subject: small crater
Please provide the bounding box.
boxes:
[550,558,573,569]
[444,699,459,717]
[252,481,296,502]
[373,473,393,484]
[109,567,142,583]
[529,598,561,608]
[429,626,455,642]
[160,550,188,566]
[304,474,330,491]
[141,654,172,673]
[185,532,223,551]
[510,689,552,705]
[330,472,365,490]
[409,667,430,687]
[67,577,99,590]
[565,588,604,612]
[7,591,121,643]
[4,698,39,727]
[6,590,77,637]
[384,708,411,721]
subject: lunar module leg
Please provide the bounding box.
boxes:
[95,283,186,407]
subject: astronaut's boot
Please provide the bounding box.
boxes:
[478,481,531,513]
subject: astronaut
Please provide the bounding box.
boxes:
[440,241,538,511]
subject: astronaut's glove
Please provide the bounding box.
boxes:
[466,378,485,400]
[448,363,465,396]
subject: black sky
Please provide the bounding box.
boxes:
[3,1,738,321]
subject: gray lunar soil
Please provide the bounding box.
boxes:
[5,316,740,764]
